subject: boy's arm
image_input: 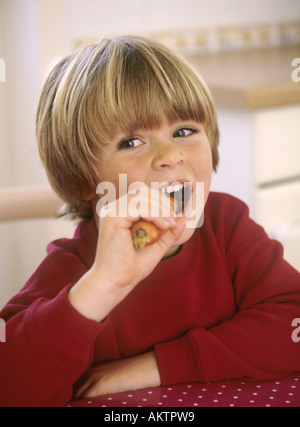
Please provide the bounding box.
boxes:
[75,351,160,399]
[68,190,185,323]
[154,202,300,386]
[0,188,185,407]
[0,278,104,407]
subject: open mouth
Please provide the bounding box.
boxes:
[161,182,192,215]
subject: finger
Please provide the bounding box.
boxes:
[75,378,94,399]
[138,216,186,260]
[131,196,177,248]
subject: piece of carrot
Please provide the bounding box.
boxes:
[131,197,176,248]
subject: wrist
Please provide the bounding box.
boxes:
[68,268,126,322]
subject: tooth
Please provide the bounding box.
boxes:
[160,183,185,195]
[173,184,183,192]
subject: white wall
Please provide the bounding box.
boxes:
[64,0,300,42]
[1,0,300,307]
[0,4,16,306]
[0,0,74,307]
[0,3,10,186]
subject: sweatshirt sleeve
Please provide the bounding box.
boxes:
[155,196,300,385]
[0,251,104,407]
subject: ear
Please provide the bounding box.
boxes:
[82,189,97,201]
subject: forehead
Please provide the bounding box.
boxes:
[80,39,209,145]
[96,74,206,143]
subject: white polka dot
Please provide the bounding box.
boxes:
[213,400,219,403]
[194,403,199,406]
[122,402,127,405]
[158,402,163,405]
[233,396,239,399]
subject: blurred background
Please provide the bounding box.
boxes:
[0,0,300,307]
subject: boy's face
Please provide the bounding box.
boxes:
[92,116,213,251]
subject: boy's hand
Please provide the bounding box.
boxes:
[95,186,184,287]
[69,186,186,322]
[75,351,161,399]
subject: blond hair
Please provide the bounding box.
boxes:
[36,35,219,220]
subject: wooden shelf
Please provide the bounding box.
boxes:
[190,46,300,109]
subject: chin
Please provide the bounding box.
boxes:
[175,227,196,247]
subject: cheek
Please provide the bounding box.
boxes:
[191,149,212,204]
[194,148,213,182]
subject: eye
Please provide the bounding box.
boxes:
[118,138,143,150]
[173,128,197,138]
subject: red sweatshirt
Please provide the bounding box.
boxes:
[0,192,299,407]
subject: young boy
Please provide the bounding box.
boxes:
[0,35,299,407]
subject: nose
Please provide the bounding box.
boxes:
[151,143,185,170]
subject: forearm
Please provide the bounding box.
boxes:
[68,267,131,323]
[0,287,102,407]
[68,203,184,323]
[76,351,161,398]
[155,303,300,386]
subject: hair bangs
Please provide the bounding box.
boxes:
[90,38,207,144]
